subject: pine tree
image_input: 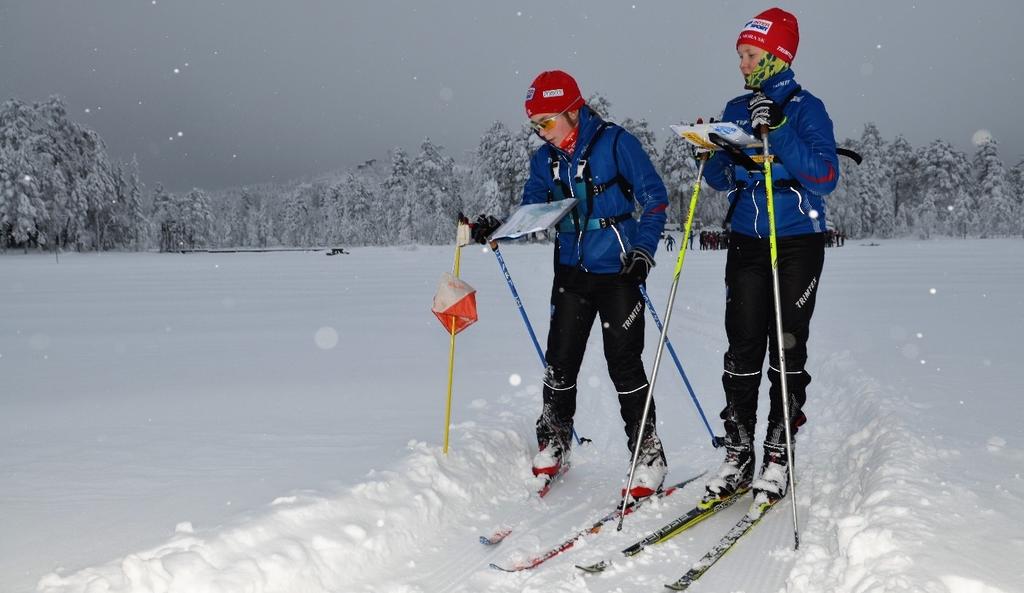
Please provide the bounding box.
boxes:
[0,99,47,250]
[947,146,975,238]
[0,157,45,251]
[658,133,700,229]
[917,139,967,238]
[383,148,413,244]
[411,139,458,244]
[1009,161,1024,237]
[844,123,893,237]
[586,93,613,120]
[475,121,523,217]
[182,188,213,249]
[119,156,147,249]
[828,135,861,237]
[973,137,1012,237]
[282,184,313,247]
[888,135,918,235]
[339,171,375,245]
[151,184,177,251]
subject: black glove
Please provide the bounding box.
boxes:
[619,248,655,284]
[748,92,785,131]
[471,214,502,244]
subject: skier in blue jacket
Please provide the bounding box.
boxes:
[473,70,670,498]
[700,8,839,507]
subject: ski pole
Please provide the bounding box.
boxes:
[639,285,721,448]
[760,125,800,550]
[618,157,708,529]
[442,224,467,455]
[490,242,589,446]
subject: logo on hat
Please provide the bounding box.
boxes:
[526,87,535,100]
[542,89,565,98]
[743,18,773,34]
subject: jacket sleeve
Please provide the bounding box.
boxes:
[520,147,551,206]
[702,150,734,191]
[700,102,738,192]
[769,94,840,196]
[616,131,668,257]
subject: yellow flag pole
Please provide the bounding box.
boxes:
[442,223,466,455]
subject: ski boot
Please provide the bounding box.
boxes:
[624,430,667,500]
[751,440,792,504]
[700,443,754,509]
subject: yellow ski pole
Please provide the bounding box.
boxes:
[760,125,800,549]
[442,222,467,455]
[618,155,708,529]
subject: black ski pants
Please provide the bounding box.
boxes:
[540,265,654,452]
[720,232,825,447]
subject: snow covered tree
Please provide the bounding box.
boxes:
[181,188,214,249]
[282,184,315,247]
[383,148,413,244]
[1010,161,1024,236]
[474,121,524,218]
[658,133,701,228]
[849,123,894,237]
[916,139,968,238]
[586,93,613,120]
[230,191,274,247]
[0,158,45,251]
[337,170,376,245]
[888,135,918,235]
[114,156,148,249]
[0,100,47,250]
[150,184,178,251]
[972,137,1012,236]
[0,95,133,251]
[410,139,458,244]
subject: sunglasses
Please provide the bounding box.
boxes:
[529,113,562,133]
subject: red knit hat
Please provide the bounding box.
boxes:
[525,70,585,117]
[736,7,800,64]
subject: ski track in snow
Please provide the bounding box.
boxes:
[36,353,1017,593]
[12,241,1024,593]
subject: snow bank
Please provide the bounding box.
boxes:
[37,425,536,593]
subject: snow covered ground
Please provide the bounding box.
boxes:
[2,239,1022,593]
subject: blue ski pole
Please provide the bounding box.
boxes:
[491,243,589,445]
[639,285,723,448]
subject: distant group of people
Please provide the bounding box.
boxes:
[698,230,730,251]
[825,229,846,247]
[469,7,839,509]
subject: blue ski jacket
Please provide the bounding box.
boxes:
[522,105,668,274]
[704,69,839,238]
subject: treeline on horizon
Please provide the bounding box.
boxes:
[2,94,1022,253]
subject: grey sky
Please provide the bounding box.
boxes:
[1,1,1020,192]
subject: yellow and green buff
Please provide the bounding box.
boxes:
[745,52,789,90]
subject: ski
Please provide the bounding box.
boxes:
[575,488,748,573]
[479,463,571,545]
[489,472,705,572]
[664,497,779,591]
[479,528,513,546]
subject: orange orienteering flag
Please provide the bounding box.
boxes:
[432,272,478,335]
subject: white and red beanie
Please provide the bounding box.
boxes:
[736,7,800,64]
[525,70,585,117]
